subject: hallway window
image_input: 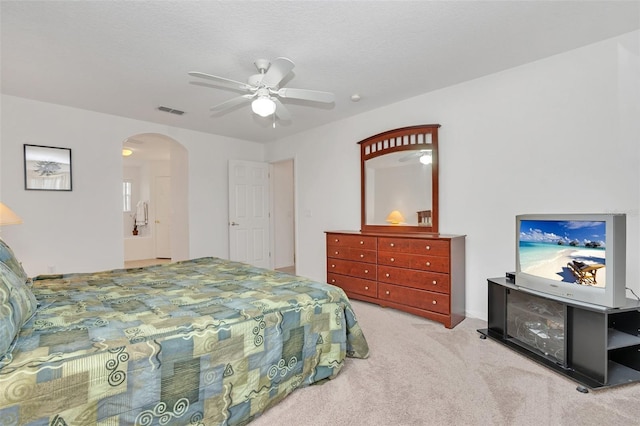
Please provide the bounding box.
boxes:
[123,181,132,212]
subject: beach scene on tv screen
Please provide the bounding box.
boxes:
[519,220,607,287]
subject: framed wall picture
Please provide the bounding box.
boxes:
[24,144,73,191]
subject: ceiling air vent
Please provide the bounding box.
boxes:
[158,106,185,115]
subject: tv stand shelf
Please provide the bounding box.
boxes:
[478,277,640,390]
[609,328,640,349]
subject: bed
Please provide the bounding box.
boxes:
[0,240,369,425]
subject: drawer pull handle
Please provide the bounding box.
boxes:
[360,241,364,245]
[385,273,390,278]
[432,300,437,305]
[426,245,431,250]
[331,279,335,283]
[386,290,390,295]
[331,264,335,268]
[364,269,369,274]
[335,239,339,243]
[390,257,395,262]
[426,262,431,266]
[432,280,437,285]
[360,254,364,258]
[364,286,369,290]
[335,251,339,255]
[390,243,395,247]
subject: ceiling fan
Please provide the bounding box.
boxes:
[399,149,433,165]
[189,57,335,121]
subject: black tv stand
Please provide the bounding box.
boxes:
[478,277,640,390]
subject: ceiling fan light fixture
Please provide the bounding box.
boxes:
[191,57,334,121]
[252,96,276,117]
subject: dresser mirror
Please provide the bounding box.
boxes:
[359,124,440,233]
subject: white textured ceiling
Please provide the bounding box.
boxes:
[2,1,639,143]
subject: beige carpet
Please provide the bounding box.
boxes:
[251,300,640,426]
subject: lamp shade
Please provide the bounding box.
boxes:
[0,203,23,226]
[251,96,276,117]
[386,210,405,225]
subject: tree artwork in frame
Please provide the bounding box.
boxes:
[24,144,72,191]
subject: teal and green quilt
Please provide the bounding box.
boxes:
[0,257,369,425]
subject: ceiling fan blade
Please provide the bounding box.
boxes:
[273,98,291,121]
[398,153,419,162]
[277,87,335,103]
[261,57,295,87]
[189,71,252,91]
[189,81,252,95]
[210,94,254,114]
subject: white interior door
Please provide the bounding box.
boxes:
[228,160,270,268]
[155,176,171,259]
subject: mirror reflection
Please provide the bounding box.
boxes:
[359,124,440,233]
[365,150,432,226]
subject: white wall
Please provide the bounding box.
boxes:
[265,31,640,320]
[0,95,264,275]
[169,140,190,262]
[1,31,637,321]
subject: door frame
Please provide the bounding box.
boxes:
[269,158,296,271]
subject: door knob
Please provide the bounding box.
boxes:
[230,222,240,226]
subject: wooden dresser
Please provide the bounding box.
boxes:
[326,230,465,328]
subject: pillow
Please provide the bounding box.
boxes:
[0,238,28,284]
[0,278,16,356]
[0,262,38,357]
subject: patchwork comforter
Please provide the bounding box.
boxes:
[0,257,369,425]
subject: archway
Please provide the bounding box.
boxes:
[122,133,189,265]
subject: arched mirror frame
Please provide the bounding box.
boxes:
[359,124,440,233]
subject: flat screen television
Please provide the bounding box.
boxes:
[515,213,627,308]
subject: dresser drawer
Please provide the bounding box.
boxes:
[328,247,377,264]
[377,265,449,294]
[378,251,449,273]
[327,259,377,280]
[325,230,465,328]
[327,273,377,298]
[378,283,450,315]
[327,234,377,250]
[377,237,449,256]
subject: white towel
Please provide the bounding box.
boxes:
[135,201,148,226]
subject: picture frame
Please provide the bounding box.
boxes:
[24,144,73,191]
